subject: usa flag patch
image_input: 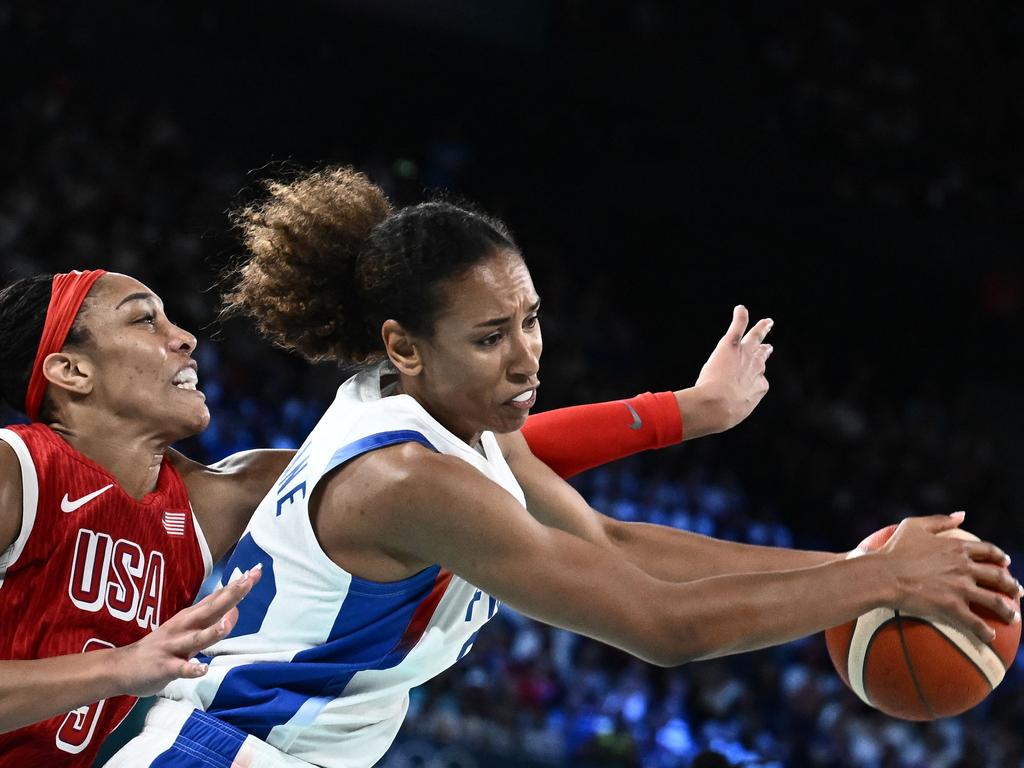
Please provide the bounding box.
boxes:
[162,511,187,536]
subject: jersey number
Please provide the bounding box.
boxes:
[222,533,277,638]
[55,638,114,754]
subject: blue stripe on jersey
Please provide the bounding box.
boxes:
[149,708,246,768]
[324,429,437,475]
[206,564,445,740]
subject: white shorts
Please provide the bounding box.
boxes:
[101,698,317,768]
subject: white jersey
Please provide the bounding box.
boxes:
[161,363,524,767]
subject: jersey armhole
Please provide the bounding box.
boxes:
[0,428,40,590]
[321,429,439,478]
[189,502,215,579]
[297,429,440,578]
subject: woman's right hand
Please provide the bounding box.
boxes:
[115,565,262,697]
[878,512,1021,643]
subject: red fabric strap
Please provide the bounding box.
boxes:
[521,391,683,479]
[24,269,107,421]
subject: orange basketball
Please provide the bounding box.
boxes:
[825,524,1021,721]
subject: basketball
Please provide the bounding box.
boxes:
[824,524,1021,720]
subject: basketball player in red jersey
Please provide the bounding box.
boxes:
[0,267,779,765]
[0,270,268,766]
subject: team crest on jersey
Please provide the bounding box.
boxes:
[68,528,165,629]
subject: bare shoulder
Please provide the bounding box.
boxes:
[494,430,529,462]
[0,439,24,553]
[165,447,203,481]
[315,441,485,532]
[167,446,296,563]
[309,441,493,580]
[315,440,528,542]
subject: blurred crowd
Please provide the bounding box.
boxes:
[2,2,1022,767]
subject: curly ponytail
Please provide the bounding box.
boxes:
[222,164,518,365]
[222,166,394,363]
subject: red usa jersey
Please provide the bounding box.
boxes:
[0,423,212,767]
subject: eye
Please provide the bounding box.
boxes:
[136,313,156,326]
[524,313,540,330]
[478,332,503,347]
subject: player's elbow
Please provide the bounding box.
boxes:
[630,611,713,668]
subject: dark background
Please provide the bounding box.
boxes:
[3,2,1022,766]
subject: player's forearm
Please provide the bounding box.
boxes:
[0,650,126,733]
[522,392,682,479]
[657,555,892,664]
[607,520,841,583]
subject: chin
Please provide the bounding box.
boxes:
[173,405,211,440]
[492,412,529,435]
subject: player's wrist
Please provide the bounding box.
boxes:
[858,549,902,610]
[83,646,133,700]
[674,385,727,439]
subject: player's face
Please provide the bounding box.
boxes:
[75,273,209,440]
[410,249,542,445]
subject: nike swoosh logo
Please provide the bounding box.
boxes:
[625,403,642,430]
[61,484,114,513]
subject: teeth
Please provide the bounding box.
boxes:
[172,368,198,388]
[512,390,534,403]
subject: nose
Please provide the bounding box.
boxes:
[509,327,541,380]
[169,323,198,355]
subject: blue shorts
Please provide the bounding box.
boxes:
[102,699,315,768]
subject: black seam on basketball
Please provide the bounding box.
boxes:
[894,610,938,720]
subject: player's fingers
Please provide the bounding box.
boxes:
[187,568,258,610]
[967,587,1020,627]
[964,540,1012,567]
[960,610,998,644]
[720,305,749,347]
[185,606,239,652]
[177,658,210,680]
[969,562,1021,599]
[187,566,261,624]
[920,511,966,534]
[753,344,773,367]
[741,317,774,346]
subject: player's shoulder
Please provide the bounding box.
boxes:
[0,436,24,553]
[165,446,202,478]
[330,438,450,487]
[321,439,475,515]
[0,437,22,487]
[494,429,529,461]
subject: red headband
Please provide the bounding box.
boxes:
[24,269,107,421]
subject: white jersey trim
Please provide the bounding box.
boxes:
[0,428,40,591]
[190,501,215,580]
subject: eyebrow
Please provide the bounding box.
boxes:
[115,292,160,310]
[474,298,541,328]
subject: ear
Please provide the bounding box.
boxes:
[381,319,423,376]
[41,351,94,398]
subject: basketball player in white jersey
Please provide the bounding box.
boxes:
[0,257,796,764]
[106,166,1021,768]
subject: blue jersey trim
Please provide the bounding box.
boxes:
[324,429,437,477]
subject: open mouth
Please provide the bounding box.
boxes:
[171,367,199,391]
[508,389,537,409]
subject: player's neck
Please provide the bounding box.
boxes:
[48,419,169,501]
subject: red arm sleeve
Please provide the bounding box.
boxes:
[520,391,683,479]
